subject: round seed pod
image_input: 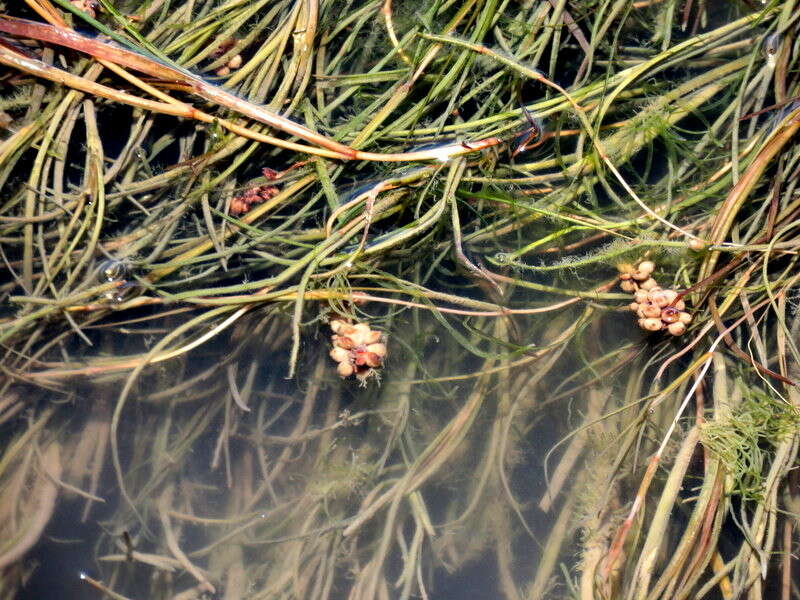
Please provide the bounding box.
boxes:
[662,289,678,304]
[660,307,680,324]
[634,290,649,304]
[332,334,354,350]
[227,54,242,69]
[642,304,662,319]
[330,347,350,363]
[363,352,382,368]
[638,260,655,275]
[365,330,382,345]
[619,272,632,281]
[366,342,387,357]
[667,322,686,336]
[341,325,358,337]
[350,323,371,345]
[674,300,686,311]
[641,318,663,331]
[620,280,636,292]
[629,302,639,312]
[649,291,669,308]
[337,361,355,377]
[678,311,692,325]
[329,319,348,333]
[229,197,249,215]
[688,238,707,252]
[640,278,659,291]
[631,270,650,281]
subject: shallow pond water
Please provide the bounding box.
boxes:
[8,298,624,599]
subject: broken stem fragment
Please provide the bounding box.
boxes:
[0,16,503,163]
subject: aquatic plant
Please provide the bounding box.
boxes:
[0,0,799,598]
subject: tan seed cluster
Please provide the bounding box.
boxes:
[210,39,244,77]
[619,261,692,336]
[329,319,387,383]
[215,54,243,77]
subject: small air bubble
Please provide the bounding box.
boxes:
[97,258,129,283]
[764,33,780,67]
[105,281,139,303]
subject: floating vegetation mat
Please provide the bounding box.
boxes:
[1,0,800,598]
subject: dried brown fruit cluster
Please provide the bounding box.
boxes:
[329,320,387,382]
[619,261,692,336]
[229,185,279,216]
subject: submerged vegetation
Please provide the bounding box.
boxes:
[0,0,799,598]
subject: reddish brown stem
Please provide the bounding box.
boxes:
[707,295,796,385]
